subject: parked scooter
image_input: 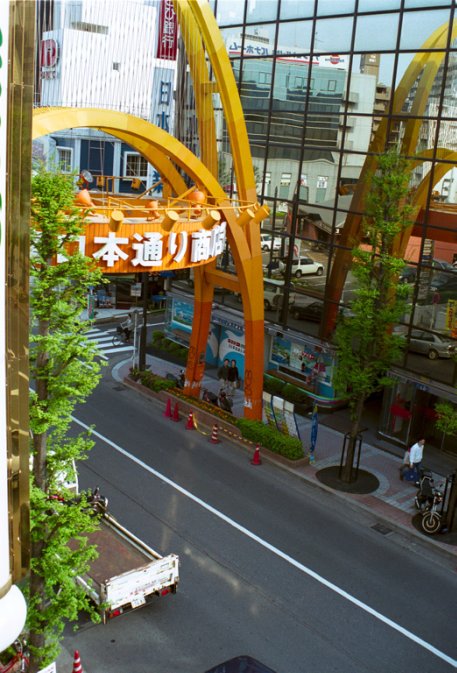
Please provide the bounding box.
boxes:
[414,470,444,534]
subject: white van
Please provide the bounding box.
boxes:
[263,278,295,311]
[236,278,295,311]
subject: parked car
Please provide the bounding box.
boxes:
[430,276,457,301]
[401,329,456,360]
[290,300,324,322]
[430,258,457,273]
[260,233,282,251]
[399,266,417,284]
[237,278,295,310]
[290,300,351,322]
[263,278,295,311]
[273,255,324,278]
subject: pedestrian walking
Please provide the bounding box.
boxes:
[217,358,230,386]
[227,359,240,391]
[399,447,410,481]
[409,438,425,480]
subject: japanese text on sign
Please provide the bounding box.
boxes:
[89,222,226,268]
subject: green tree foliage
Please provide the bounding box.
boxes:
[27,169,104,671]
[333,150,413,482]
[435,401,457,448]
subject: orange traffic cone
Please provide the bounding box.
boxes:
[250,444,262,465]
[185,411,194,430]
[172,402,180,422]
[209,424,220,444]
[72,650,83,673]
[164,398,172,418]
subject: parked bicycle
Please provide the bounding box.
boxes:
[0,639,29,673]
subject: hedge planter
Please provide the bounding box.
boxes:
[124,375,309,468]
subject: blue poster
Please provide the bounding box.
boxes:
[218,326,245,375]
[310,404,319,460]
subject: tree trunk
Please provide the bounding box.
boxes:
[28,541,46,673]
[341,395,365,483]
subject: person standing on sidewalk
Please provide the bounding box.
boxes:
[409,438,425,478]
[227,359,240,392]
[217,358,230,387]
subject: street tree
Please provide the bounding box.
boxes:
[333,150,413,483]
[27,169,104,671]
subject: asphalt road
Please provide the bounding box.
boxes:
[62,365,457,673]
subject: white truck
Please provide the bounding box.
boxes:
[77,506,179,623]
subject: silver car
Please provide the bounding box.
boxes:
[407,330,456,360]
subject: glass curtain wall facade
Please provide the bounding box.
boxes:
[205,0,457,451]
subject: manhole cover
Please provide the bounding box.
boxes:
[372,523,392,536]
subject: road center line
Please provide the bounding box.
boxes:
[73,416,457,669]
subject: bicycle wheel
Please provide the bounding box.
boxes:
[112,334,123,347]
[421,511,441,535]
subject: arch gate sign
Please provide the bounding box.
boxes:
[33,108,268,418]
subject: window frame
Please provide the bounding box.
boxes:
[56,146,73,174]
[123,151,148,180]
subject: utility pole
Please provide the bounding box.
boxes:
[139,272,149,370]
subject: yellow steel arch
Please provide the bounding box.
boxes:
[33,107,267,417]
[323,20,457,338]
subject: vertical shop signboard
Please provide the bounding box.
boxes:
[262,392,277,429]
[284,401,300,439]
[272,396,289,435]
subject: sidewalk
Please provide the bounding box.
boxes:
[112,349,457,567]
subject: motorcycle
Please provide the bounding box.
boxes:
[414,471,444,535]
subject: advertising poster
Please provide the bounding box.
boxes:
[272,396,289,435]
[284,401,300,439]
[262,392,277,429]
[271,336,291,366]
[171,299,193,332]
[218,326,245,374]
[166,298,219,365]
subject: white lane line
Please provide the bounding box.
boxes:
[101,346,133,354]
[72,416,457,669]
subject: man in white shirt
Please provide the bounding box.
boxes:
[409,438,425,475]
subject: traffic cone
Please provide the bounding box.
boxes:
[164,398,172,418]
[172,402,180,422]
[250,444,262,465]
[72,650,83,673]
[209,423,220,444]
[185,411,194,430]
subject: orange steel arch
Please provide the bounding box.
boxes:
[323,20,457,338]
[33,107,267,417]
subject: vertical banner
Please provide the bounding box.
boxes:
[156,0,178,60]
[309,404,319,462]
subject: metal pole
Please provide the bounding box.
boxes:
[139,272,149,370]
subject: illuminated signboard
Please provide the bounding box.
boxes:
[62,219,227,273]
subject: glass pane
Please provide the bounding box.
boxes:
[316,0,356,16]
[280,0,315,20]
[223,25,277,57]
[358,0,401,9]
[404,0,452,8]
[215,0,246,25]
[277,20,313,54]
[400,9,452,50]
[314,17,354,53]
[354,13,400,52]
[245,0,278,23]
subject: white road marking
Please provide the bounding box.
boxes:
[72,416,457,669]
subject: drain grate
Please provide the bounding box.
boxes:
[371,523,393,536]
